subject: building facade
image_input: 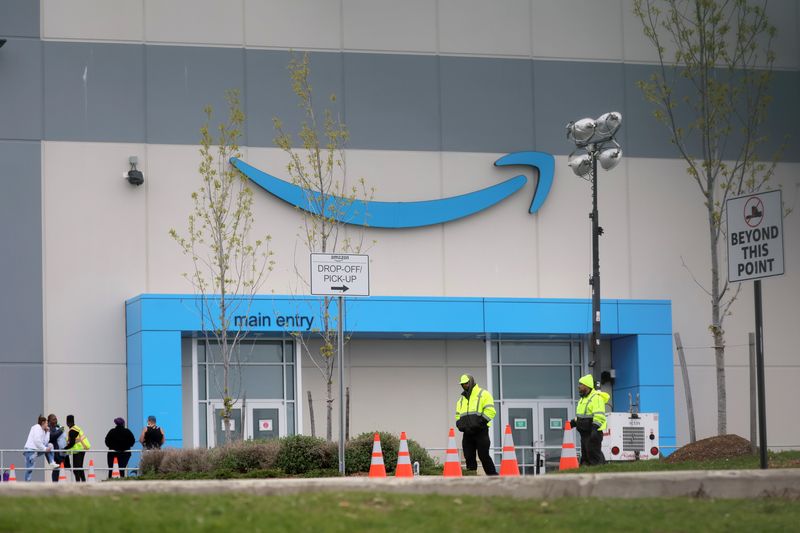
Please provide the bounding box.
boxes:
[1,1,798,469]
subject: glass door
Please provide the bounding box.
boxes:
[208,402,243,446]
[502,402,538,475]
[537,402,573,474]
[248,402,284,441]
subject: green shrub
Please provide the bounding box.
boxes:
[344,431,438,475]
[159,448,213,474]
[137,449,167,475]
[275,435,337,474]
[211,440,280,473]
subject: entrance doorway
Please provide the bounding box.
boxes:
[207,401,285,446]
[501,401,573,474]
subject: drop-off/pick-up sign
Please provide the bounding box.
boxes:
[310,254,370,296]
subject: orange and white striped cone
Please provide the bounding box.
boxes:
[395,432,414,478]
[58,462,68,483]
[87,459,97,482]
[559,420,580,471]
[111,457,121,479]
[499,424,520,476]
[443,427,462,477]
[368,433,387,478]
[7,464,16,482]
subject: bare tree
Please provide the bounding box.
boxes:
[633,0,784,434]
[170,90,275,443]
[273,53,374,442]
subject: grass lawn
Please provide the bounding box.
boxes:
[553,450,800,474]
[1,492,798,532]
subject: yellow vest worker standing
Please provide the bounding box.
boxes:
[455,374,498,475]
[570,374,607,466]
[64,414,92,482]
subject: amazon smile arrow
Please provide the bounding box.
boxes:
[230,151,554,228]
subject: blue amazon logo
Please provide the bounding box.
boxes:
[230,151,554,228]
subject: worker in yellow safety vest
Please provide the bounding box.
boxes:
[455,374,498,475]
[64,414,92,482]
[570,374,607,466]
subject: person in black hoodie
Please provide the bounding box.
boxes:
[104,417,136,479]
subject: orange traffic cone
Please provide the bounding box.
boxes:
[87,459,97,482]
[111,457,121,479]
[443,427,462,477]
[58,462,68,483]
[499,424,520,476]
[559,420,580,471]
[368,433,387,478]
[7,464,16,482]
[395,432,414,478]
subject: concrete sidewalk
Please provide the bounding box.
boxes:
[1,470,799,499]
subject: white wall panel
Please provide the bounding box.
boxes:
[42,0,145,42]
[43,142,147,364]
[45,363,127,455]
[144,0,244,46]
[342,0,437,53]
[441,152,539,297]
[244,0,342,50]
[439,0,531,57]
[532,0,623,61]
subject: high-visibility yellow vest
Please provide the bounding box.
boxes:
[69,425,92,452]
[576,390,607,431]
[455,385,496,427]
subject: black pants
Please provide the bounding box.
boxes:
[578,429,605,466]
[462,427,498,475]
[72,452,86,482]
[107,452,131,479]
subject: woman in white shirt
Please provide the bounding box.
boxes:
[23,415,57,482]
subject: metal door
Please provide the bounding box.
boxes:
[502,402,537,475]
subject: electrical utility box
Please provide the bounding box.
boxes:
[602,412,660,461]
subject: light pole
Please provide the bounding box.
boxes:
[566,112,623,375]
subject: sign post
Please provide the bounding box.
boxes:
[726,190,784,469]
[310,254,370,475]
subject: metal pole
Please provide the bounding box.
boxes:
[590,148,601,375]
[754,280,768,469]
[338,295,346,475]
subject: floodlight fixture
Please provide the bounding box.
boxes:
[598,146,622,170]
[568,152,593,177]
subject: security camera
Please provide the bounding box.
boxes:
[126,156,144,186]
[127,169,144,186]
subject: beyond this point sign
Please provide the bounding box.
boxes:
[726,190,784,283]
[311,254,370,296]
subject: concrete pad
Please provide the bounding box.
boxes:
[1,470,799,500]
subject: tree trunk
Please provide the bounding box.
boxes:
[326,379,333,442]
[708,195,726,435]
[307,390,316,438]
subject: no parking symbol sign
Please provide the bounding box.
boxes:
[726,190,784,283]
[259,419,273,432]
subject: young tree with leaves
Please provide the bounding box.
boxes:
[633,0,783,435]
[170,90,274,444]
[273,53,374,442]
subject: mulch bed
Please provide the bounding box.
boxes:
[665,434,755,463]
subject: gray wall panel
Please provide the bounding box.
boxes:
[146,46,245,145]
[246,50,344,148]
[0,141,42,364]
[441,56,534,153]
[0,364,43,458]
[43,42,145,143]
[0,38,42,140]
[0,0,39,38]
[533,60,627,157]
[344,53,440,151]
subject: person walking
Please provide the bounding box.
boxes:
[23,415,57,481]
[455,374,498,475]
[139,415,165,450]
[47,414,67,482]
[104,417,136,478]
[64,414,91,482]
[570,374,607,466]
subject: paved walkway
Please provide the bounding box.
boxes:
[1,470,799,499]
